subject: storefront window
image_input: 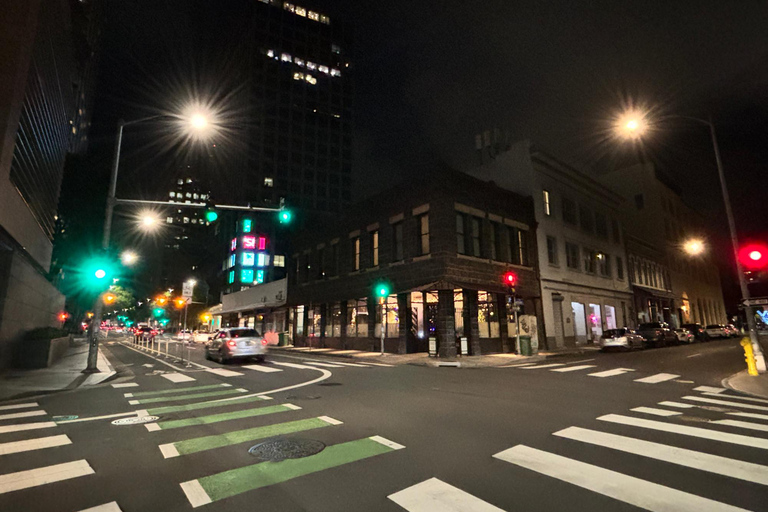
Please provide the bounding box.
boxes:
[604,305,617,330]
[411,292,425,337]
[307,306,322,336]
[386,295,399,338]
[332,303,342,337]
[296,306,304,335]
[477,291,499,338]
[346,299,369,337]
[454,290,464,337]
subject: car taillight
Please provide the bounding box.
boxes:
[261,338,268,345]
[227,340,236,347]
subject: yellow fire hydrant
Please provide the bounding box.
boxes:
[741,338,759,376]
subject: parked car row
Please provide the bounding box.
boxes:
[600,321,742,351]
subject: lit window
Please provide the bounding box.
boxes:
[283,2,295,12]
[177,179,183,185]
[186,192,191,198]
[281,53,292,62]
[295,58,304,67]
[257,253,267,267]
[231,238,237,251]
[242,236,257,249]
[295,6,306,16]
[228,271,235,284]
[242,219,252,233]
[186,178,192,183]
[258,236,266,250]
[306,61,316,70]
[305,75,317,85]
[183,217,189,224]
[318,65,329,74]
[331,44,341,54]
[242,252,255,267]
[241,269,254,283]
[308,10,319,20]
[255,270,265,284]
[267,49,274,58]
[193,193,199,200]
[293,72,304,81]
[274,255,285,267]
[166,217,173,224]
[320,14,330,24]
[169,191,175,197]
[191,219,197,224]
[264,177,274,187]
[543,190,551,216]
[330,68,341,77]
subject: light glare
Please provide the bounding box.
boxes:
[683,239,705,256]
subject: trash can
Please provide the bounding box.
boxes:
[519,335,532,356]
[278,332,287,346]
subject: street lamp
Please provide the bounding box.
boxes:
[683,238,705,257]
[120,250,138,266]
[615,108,766,372]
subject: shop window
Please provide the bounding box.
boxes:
[477,291,499,338]
[386,295,399,338]
[346,299,369,337]
[454,290,464,337]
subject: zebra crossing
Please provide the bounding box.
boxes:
[503,359,695,384]
[387,387,768,512]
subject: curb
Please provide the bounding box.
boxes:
[721,371,768,400]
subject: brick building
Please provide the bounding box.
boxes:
[287,167,541,357]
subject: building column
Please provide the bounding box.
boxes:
[340,300,348,349]
[367,296,377,352]
[463,290,480,355]
[397,293,410,354]
[497,293,510,353]
[437,289,457,358]
[319,304,327,347]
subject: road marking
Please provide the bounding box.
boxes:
[0,403,37,411]
[55,412,137,424]
[388,477,504,512]
[550,365,596,373]
[317,361,369,368]
[493,445,748,512]
[161,373,196,383]
[630,407,682,417]
[130,388,246,405]
[0,421,57,434]
[205,368,243,377]
[181,436,403,506]
[78,501,122,512]
[149,404,299,431]
[588,368,635,378]
[519,363,566,370]
[597,414,768,449]
[242,364,282,373]
[142,364,154,368]
[554,426,768,486]
[0,459,94,494]
[729,412,768,421]
[502,363,539,368]
[146,395,268,416]
[272,361,319,370]
[369,435,406,450]
[163,417,338,457]
[354,361,394,367]
[702,392,768,404]
[145,423,161,432]
[711,419,768,433]
[318,416,343,425]
[634,373,680,384]
[658,401,695,409]
[0,410,47,421]
[0,435,71,456]
[111,383,139,388]
[694,386,726,393]
[129,383,232,398]
[303,361,345,368]
[325,350,362,354]
[682,395,768,412]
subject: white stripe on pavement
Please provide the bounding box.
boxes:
[658,401,695,409]
[318,416,343,425]
[598,414,768,449]
[161,373,196,383]
[554,426,768,486]
[0,403,37,411]
[630,407,682,417]
[0,435,71,456]
[242,364,282,373]
[729,412,768,422]
[78,501,122,512]
[519,363,566,370]
[711,419,768,433]
[355,361,394,367]
[180,479,212,508]
[0,459,94,494]
[550,365,597,373]
[324,361,369,367]
[159,443,180,458]
[205,368,243,377]
[111,383,139,388]
[369,436,405,450]
[0,421,57,434]
[388,477,504,512]
[502,362,539,368]
[0,410,47,421]
[588,368,635,378]
[494,445,749,512]
[634,373,680,384]
[303,362,345,368]
[272,361,319,370]
[702,392,768,404]
[694,386,726,394]
[682,395,768,412]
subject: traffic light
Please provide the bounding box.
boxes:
[58,312,69,322]
[739,243,768,271]
[155,295,168,306]
[174,297,187,309]
[103,292,117,305]
[278,209,292,224]
[84,257,115,289]
[503,271,518,288]
[153,307,165,318]
[374,282,390,298]
[204,202,218,223]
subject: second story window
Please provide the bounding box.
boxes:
[543,190,551,216]
[371,230,379,266]
[352,237,360,271]
[470,217,482,257]
[562,197,577,225]
[546,236,558,265]
[566,242,580,270]
[418,214,430,255]
[583,248,597,274]
[508,227,529,265]
[393,222,403,261]
[579,205,594,234]
[456,214,466,254]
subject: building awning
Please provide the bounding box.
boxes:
[632,284,676,300]
[218,278,287,315]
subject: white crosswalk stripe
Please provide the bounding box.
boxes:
[388,477,504,511]
[0,435,71,456]
[303,362,345,368]
[0,403,38,411]
[0,410,47,421]
[272,361,318,370]
[242,364,282,373]
[78,502,122,512]
[658,401,695,409]
[0,421,57,434]
[494,445,747,512]
[550,364,596,373]
[711,419,768,433]
[682,395,768,412]
[519,363,566,370]
[694,386,727,393]
[111,383,139,388]
[205,368,243,377]
[701,392,768,404]
[634,373,680,384]
[728,411,768,421]
[588,368,634,378]
[0,459,94,494]
[630,407,682,417]
[161,373,196,383]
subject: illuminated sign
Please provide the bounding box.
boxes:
[242,236,256,250]
[242,252,255,267]
[229,254,236,268]
[258,236,267,250]
[257,253,267,267]
[228,270,235,284]
[231,238,237,251]
[256,270,265,284]
[243,219,252,233]
[241,269,254,283]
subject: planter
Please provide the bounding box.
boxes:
[14,334,72,369]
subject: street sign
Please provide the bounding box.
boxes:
[742,298,768,307]
[182,282,194,298]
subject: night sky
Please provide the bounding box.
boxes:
[86,0,768,300]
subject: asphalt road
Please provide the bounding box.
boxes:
[1,336,766,512]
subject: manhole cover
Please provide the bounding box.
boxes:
[318,382,342,386]
[111,415,159,425]
[249,438,325,461]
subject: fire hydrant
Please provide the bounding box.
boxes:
[741,338,759,376]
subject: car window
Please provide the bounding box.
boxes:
[229,329,260,338]
[603,329,626,337]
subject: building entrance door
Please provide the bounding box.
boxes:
[571,302,587,344]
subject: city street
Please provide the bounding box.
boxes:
[2,337,767,511]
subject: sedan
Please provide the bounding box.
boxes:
[705,324,728,339]
[599,328,646,351]
[205,328,267,363]
[673,328,695,344]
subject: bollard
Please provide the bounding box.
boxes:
[741,338,759,376]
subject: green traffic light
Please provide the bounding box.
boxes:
[279,209,292,224]
[153,307,165,318]
[205,210,218,222]
[94,269,107,279]
[375,283,390,297]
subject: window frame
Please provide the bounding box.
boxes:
[393,222,404,261]
[370,230,379,267]
[565,242,580,270]
[543,190,551,216]
[418,213,430,256]
[546,235,559,266]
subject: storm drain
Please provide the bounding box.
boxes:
[248,437,326,461]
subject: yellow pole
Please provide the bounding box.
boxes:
[741,337,759,376]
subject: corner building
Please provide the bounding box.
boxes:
[287,168,542,357]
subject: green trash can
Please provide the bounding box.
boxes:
[278,332,287,346]
[519,335,532,356]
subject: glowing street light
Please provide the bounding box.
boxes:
[683,239,705,256]
[613,109,649,140]
[121,250,138,266]
[189,113,208,130]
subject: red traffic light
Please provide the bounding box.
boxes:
[503,271,518,288]
[739,244,768,270]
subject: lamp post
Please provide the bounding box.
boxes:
[618,111,766,372]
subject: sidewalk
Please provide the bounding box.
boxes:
[270,344,601,368]
[722,369,768,399]
[0,337,115,402]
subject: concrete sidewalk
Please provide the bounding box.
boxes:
[723,369,768,399]
[270,344,601,368]
[0,337,115,401]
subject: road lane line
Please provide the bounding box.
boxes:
[658,401,695,409]
[130,383,232,398]
[597,414,768,449]
[550,365,597,373]
[493,445,748,512]
[694,386,726,394]
[315,361,368,367]
[242,364,282,373]
[502,363,539,368]
[0,403,37,411]
[519,363,566,370]
[303,362,345,368]
[0,421,57,434]
[205,368,243,377]
[588,368,635,378]
[78,501,122,512]
[111,383,139,388]
[149,404,299,431]
[131,388,246,405]
[160,373,196,383]
[711,419,768,433]
[682,395,768,412]
[0,435,71,456]
[634,373,680,384]
[388,477,504,511]
[0,459,94,494]
[702,392,768,404]
[0,410,47,421]
[630,407,682,417]
[554,426,768,486]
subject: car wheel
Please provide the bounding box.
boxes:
[204,349,212,361]
[218,350,228,364]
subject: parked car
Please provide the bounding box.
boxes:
[673,328,695,344]
[599,328,645,351]
[205,328,267,363]
[193,331,211,343]
[705,324,729,339]
[681,323,709,341]
[724,324,741,338]
[637,322,677,347]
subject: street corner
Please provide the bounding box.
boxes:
[722,369,768,399]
